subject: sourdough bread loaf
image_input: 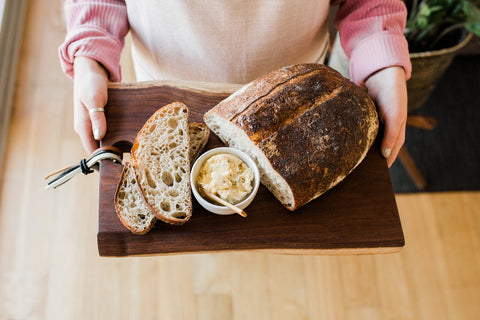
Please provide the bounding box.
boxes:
[204,64,379,211]
[115,122,210,234]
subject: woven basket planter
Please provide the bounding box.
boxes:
[407,33,473,111]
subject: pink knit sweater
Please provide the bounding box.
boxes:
[59,0,411,85]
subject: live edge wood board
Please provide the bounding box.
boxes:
[98,81,404,257]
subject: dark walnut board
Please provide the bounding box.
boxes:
[98,81,404,257]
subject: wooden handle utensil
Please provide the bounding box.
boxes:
[202,189,247,217]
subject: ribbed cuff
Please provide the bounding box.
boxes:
[349,32,411,85]
[59,27,123,82]
[58,1,128,82]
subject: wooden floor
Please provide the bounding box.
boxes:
[1,1,479,319]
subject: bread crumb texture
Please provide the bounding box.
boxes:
[133,103,192,224]
[115,162,156,235]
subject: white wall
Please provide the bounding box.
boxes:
[0,0,5,29]
[0,0,28,179]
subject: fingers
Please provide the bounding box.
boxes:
[73,57,109,154]
[73,99,107,155]
[80,130,99,156]
[74,102,101,155]
[381,111,406,168]
[364,66,408,167]
[88,107,107,140]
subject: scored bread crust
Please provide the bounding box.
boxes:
[131,102,192,225]
[204,64,379,211]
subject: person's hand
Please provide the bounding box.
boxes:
[73,56,109,155]
[364,66,407,167]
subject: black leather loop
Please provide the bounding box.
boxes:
[79,158,94,175]
[45,146,123,190]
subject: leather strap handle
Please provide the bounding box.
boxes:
[45,146,123,190]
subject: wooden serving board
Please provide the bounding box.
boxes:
[98,81,404,256]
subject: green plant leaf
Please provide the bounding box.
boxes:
[464,1,480,23]
[466,21,480,36]
[428,5,445,13]
[419,3,432,17]
[403,0,480,51]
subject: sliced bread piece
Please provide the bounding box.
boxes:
[188,122,210,163]
[115,162,157,235]
[115,122,210,234]
[131,102,192,225]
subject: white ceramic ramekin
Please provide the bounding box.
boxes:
[190,147,260,215]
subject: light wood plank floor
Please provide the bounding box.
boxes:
[1,1,479,319]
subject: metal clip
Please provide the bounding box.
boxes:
[45,146,123,190]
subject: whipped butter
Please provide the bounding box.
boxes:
[197,154,254,205]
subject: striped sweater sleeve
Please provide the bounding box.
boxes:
[58,0,129,82]
[333,0,411,85]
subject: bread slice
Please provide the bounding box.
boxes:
[115,162,157,235]
[131,102,191,225]
[204,64,378,211]
[189,122,210,163]
[115,122,210,234]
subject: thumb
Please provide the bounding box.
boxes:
[88,106,107,140]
